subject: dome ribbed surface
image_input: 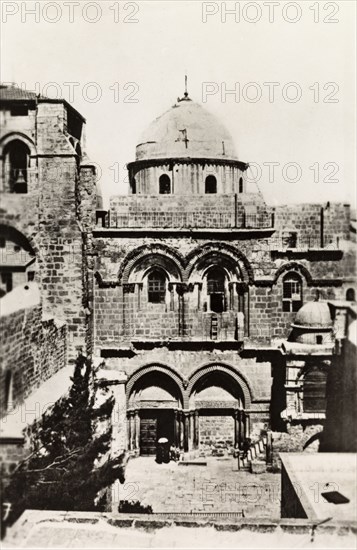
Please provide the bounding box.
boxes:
[136,99,238,161]
[292,302,332,329]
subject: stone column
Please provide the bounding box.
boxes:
[170,285,175,311]
[189,411,195,451]
[196,283,202,311]
[176,283,189,338]
[173,410,178,447]
[194,410,199,449]
[127,411,133,451]
[179,411,184,450]
[238,288,245,314]
[229,282,238,311]
[238,409,243,449]
[234,409,239,448]
[244,412,251,440]
[134,409,140,451]
[137,283,143,311]
[184,412,190,452]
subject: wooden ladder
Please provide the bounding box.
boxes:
[211,314,218,340]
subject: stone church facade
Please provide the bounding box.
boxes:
[0,84,356,460]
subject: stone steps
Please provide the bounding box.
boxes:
[237,436,267,471]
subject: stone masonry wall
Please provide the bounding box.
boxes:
[0,101,94,361]
[273,203,350,248]
[0,303,67,416]
[270,424,324,471]
[93,228,348,345]
[199,412,235,456]
[109,194,272,229]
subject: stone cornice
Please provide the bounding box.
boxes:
[127,157,249,172]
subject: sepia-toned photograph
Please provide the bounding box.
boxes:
[0,1,356,548]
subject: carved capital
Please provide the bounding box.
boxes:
[175,283,188,296]
[235,282,249,293]
[123,283,136,294]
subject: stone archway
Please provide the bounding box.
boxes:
[187,364,253,455]
[126,365,184,456]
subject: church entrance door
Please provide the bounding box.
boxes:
[139,409,175,456]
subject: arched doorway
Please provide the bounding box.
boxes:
[127,368,183,456]
[188,366,251,455]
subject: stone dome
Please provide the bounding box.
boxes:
[292,301,333,330]
[136,97,238,162]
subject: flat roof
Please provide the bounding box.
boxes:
[280,453,357,522]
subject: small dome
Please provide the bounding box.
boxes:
[292,301,333,329]
[136,98,238,161]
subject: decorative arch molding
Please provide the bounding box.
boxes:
[273,262,313,285]
[185,243,254,284]
[119,244,184,284]
[126,363,185,403]
[0,132,37,157]
[187,362,253,409]
[0,223,39,257]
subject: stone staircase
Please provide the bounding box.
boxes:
[237,436,268,473]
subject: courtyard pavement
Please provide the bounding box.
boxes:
[118,456,281,518]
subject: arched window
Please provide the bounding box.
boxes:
[283,273,302,312]
[159,174,171,194]
[205,175,217,194]
[346,288,355,301]
[239,177,243,194]
[207,266,226,313]
[3,140,30,193]
[148,269,166,303]
[303,367,327,413]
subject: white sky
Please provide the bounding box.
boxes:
[1,0,356,207]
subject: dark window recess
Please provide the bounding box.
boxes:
[1,272,13,293]
[283,275,302,312]
[239,177,243,194]
[207,267,226,313]
[4,139,30,193]
[303,367,327,413]
[11,106,28,116]
[205,175,217,194]
[148,269,166,303]
[67,108,83,141]
[316,335,323,345]
[159,174,171,194]
[27,271,35,282]
[346,288,355,301]
[0,237,5,248]
[131,178,136,194]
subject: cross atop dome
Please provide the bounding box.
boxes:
[177,74,192,102]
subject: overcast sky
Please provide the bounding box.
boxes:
[2,0,356,207]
